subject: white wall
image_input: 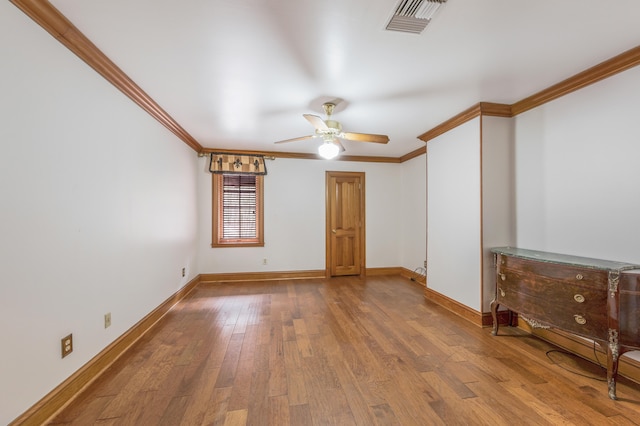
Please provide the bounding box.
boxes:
[197,157,406,273]
[514,66,640,264]
[426,118,482,310]
[426,116,516,313]
[0,4,199,424]
[513,60,640,363]
[481,116,516,311]
[400,154,427,273]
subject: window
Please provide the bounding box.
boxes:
[212,173,264,247]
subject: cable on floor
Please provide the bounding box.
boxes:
[545,348,607,382]
[410,266,426,285]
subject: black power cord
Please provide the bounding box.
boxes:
[545,346,607,382]
[410,266,426,284]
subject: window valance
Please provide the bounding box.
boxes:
[209,152,267,175]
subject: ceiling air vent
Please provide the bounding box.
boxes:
[386,0,447,34]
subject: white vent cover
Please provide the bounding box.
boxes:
[386,0,447,34]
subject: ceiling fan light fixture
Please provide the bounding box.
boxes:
[274,99,389,154]
[318,140,340,159]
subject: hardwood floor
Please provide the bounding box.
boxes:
[48,276,640,425]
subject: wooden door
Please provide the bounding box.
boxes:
[326,171,365,277]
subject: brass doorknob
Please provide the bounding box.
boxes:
[332,229,337,234]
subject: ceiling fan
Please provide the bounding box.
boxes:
[274,102,390,159]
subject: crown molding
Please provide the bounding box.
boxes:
[419,45,640,143]
[418,103,481,143]
[478,102,513,117]
[10,0,203,152]
[418,102,512,143]
[399,146,427,162]
[200,148,403,163]
[511,45,640,116]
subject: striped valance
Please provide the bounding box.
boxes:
[209,153,267,175]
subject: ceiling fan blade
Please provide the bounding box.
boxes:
[303,114,329,131]
[274,135,315,144]
[342,132,389,144]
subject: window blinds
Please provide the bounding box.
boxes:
[221,174,258,239]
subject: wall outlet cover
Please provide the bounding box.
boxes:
[61,334,73,358]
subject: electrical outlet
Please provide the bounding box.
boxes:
[104,312,111,329]
[423,260,428,268]
[182,267,186,277]
[262,258,267,265]
[61,334,73,358]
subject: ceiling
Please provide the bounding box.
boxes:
[48,0,640,158]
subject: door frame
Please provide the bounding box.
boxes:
[325,171,366,277]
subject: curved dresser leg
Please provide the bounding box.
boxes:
[607,365,618,400]
[490,300,499,336]
[607,330,620,400]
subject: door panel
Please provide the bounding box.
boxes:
[326,172,365,276]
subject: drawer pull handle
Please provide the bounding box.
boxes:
[500,274,506,281]
[574,294,585,303]
[574,314,587,325]
[576,274,583,280]
[499,288,505,297]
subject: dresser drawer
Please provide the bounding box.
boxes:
[497,268,608,306]
[497,269,608,339]
[497,254,608,290]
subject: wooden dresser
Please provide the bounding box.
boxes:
[490,247,640,399]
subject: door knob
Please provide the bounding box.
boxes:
[332,229,337,234]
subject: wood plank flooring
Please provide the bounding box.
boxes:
[48,275,640,425]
